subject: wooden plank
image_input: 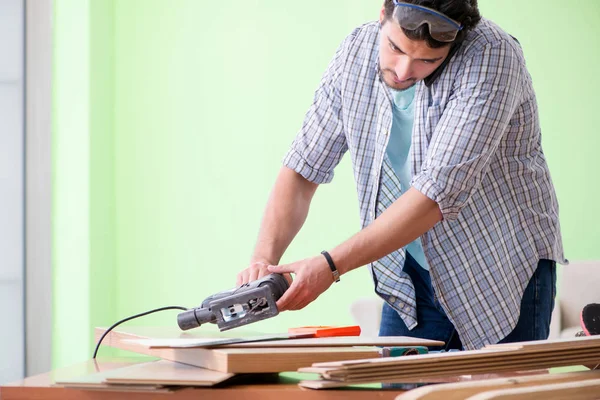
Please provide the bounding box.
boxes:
[308,349,512,369]
[131,335,444,348]
[298,337,600,389]
[96,328,230,371]
[53,363,171,392]
[298,355,600,389]
[95,328,382,373]
[300,370,600,391]
[465,378,600,400]
[306,336,600,372]
[1,357,410,400]
[484,335,600,351]
[324,354,600,382]
[104,360,234,386]
[321,348,600,379]
[396,370,600,400]
[306,350,600,381]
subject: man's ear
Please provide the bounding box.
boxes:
[379,7,386,25]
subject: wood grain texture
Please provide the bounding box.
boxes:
[299,336,600,389]
[0,358,407,400]
[89,360,233,386]
[131,336,443,348]
[95,328,383,373]
[464,378,600,400]
[396,370,600,400]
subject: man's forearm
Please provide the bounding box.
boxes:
[251,166,318,265]
[330,187,442,275]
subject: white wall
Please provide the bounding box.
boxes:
[25,0,53,377]
[0,0,25,384]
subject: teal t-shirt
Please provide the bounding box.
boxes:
[386,85,430,270]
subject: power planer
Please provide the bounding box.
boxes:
[177,273,289,331]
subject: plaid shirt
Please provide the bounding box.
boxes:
[283,19,565,350]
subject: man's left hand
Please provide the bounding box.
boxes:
[267,255,335,311]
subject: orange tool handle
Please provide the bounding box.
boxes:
[288,325,361,338]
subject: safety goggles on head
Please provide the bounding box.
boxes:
[392,0,463,42]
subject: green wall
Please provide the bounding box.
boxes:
[52,0,600,368]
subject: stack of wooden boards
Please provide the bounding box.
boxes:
[57,326,600,396]
[93,326,443,373]
[54,359,233,391]
[396,370,600,400]
[54,326,443,390]
[298,335,600,389]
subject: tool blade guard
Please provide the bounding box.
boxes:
[177,273,289,331]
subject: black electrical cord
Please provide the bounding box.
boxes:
[93,306,188,359]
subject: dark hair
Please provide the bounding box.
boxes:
[383,0,481,48]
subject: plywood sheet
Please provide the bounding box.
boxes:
[104,360,234,386]
[53,363,168,392]
[95,328,383,373]
[466,378,600,400]
[298,336,600,389]
[130,336,444,349]
[396,370,600,400]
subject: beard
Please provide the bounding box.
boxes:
[378,65,416,91]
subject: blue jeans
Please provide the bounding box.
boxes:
[379,252,556,349]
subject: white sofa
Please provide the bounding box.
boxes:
[551,260,600,338]
[349,296,384,337]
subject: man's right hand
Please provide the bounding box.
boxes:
[236,261,293,286]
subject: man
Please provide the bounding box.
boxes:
[237,0,565,350]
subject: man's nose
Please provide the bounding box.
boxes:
[394,57,414,81]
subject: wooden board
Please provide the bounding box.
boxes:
[298,336,600,389]
[396,370,600,400]
[311,335,600,370]
[466,378,600,400]
[309,336,600,372]
[302,351,600,382]
[322,348,600,378]
[129,336,444,349]
[484,335,600,350]
[95,327,382,373]
[53,363,170,392]
[3,356,410,400]
[104,360,234,386]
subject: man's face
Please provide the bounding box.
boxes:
[378,8,452,90]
